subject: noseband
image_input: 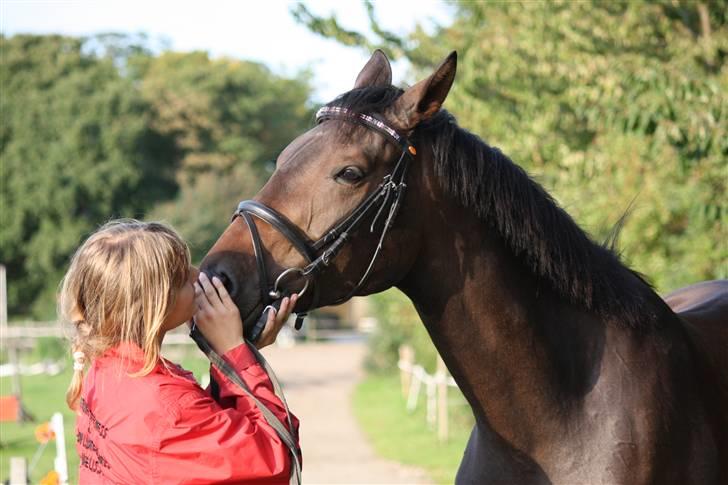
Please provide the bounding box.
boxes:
[232,106,416,341]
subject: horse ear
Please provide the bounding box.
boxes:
[353,49,393,89]
[391,51,457,131]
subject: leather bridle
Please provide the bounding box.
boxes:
[232,106,416,338]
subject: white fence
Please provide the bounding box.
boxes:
[9,412,68,485]
[397,345,460,442]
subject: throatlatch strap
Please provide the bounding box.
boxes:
[190,327,302,485]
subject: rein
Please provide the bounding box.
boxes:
[233,106,416,341]
[189,326,302,485]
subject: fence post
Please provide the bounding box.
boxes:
[406,366,423,412]
[436,355,449,442]
[426,374,436,427]
[51,412,69,484]
[9,457,27,485]
[0,265,18,401]
[398,345,414,397]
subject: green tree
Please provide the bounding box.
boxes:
[0,35,177,318]
[1,35,315,317]
[140,52,314,261]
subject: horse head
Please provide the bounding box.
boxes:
[200,50,457,329]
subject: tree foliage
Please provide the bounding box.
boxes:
[1,35,177,317]
[1,35,313,318]
[140,52,314,261]
[137,51,312,176]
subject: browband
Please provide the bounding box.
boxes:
[316,106,417,155]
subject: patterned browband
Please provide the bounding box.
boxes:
[315,106,417,155]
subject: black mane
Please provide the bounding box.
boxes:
[327,86,660,328]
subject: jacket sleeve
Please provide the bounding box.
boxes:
[154,343,299,484]
[210,344,299,436]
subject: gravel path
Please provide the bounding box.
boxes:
[260,340,433,485]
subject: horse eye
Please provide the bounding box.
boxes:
[335,166,364,184]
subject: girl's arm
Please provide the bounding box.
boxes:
[194,272,298,431]
[209,341,300,440]
[154,343,298,484]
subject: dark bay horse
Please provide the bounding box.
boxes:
[200,51,728,484]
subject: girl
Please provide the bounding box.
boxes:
[59,219,300,484]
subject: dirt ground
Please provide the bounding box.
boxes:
[260,340,433,485]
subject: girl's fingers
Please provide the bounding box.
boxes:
[194,282,208,307]
[211,276,234,307]
[289,294,299,313]
[278,294,298,324]
[198,273,222,305]
[256,294,298,349]
[266,302,279,327]
[278,297,289,321]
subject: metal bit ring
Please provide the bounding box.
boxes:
[269,267,310,300]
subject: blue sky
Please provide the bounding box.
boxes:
[1,0,454,101]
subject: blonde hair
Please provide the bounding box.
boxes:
[59,219,191,410]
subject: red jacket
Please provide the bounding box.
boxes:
[76,342,300,484]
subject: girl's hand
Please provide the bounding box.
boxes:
[256,294,298,350]
[193,272,299,353]
[194,273,244,355]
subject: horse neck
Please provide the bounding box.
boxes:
[396,186,688,459]
[398,207,581,432]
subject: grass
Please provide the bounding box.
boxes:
[0,346,210,484]
[1,366,80,484]
[352,372,474,484]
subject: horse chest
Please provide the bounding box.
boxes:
[456,421,652,485]
[457,380,717,485]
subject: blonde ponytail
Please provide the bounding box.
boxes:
[64,316,96,409]
[66,345,87,409]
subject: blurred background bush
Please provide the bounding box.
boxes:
[1,33,313,318]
